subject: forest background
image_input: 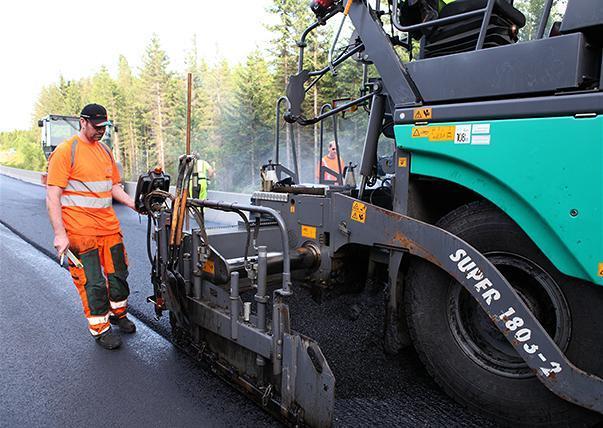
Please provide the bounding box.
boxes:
[0,0,565,193]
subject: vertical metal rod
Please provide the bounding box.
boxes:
[183,253,191,296]
[230,272,240,340]
[536,0,554,39]
[272,295,282,375]
[318,103,331,183]
[274,97,287,165]
[333,112,343,185]
[186,73,192,155]
[290,123,300,181]
[191,230,202,299]
[243,302,251,322]
[185,73,193,230]
[358,94,385,200]
[255,246,268,332]
[476,0,496,50]
[158,214,169,272]
[298,44,306,74]
[255,246,268,380]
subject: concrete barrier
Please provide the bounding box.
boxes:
[0,165,44,185]
[1,165,250,225]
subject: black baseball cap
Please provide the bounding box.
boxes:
[80,103,110,126]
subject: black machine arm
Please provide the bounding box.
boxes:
[284,0,420,127]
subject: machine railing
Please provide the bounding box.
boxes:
[391,0,498,50]
[535,0,555,39]
[391,0,556,52]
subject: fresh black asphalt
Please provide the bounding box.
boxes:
[0,222,276,427]
[0,174,496,427]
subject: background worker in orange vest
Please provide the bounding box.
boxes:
[46,104,137,350]
[318,140,345,184]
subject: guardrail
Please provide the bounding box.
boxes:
[0,165,250,225]
[0,165,44,185]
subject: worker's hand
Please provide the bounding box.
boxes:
[54,233,70,257]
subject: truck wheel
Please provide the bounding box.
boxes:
[404,201,603,427]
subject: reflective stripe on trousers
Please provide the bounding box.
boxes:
[110,299,127,310]
[87,314,110,325]
[89,325,110,336]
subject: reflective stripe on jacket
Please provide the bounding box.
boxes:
[46,135,122,236]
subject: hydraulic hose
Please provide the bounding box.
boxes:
[188,199,293,296]
[146,214,154,265]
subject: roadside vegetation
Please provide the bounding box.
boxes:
[0,130,45,171]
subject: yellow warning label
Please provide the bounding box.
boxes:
[413,108,432,121]
[398,157,408,168]
[412,126,430,138]
[598,262,603,277]
[290,204,295,214]
[301,225,317,239]
[203,259,215,275]
[428,126,455,142]
[351,201,367,223]
[411,126,454,141]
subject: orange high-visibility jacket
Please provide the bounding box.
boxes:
[47,135,122,236]
[319,154,345,182]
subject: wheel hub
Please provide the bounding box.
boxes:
[448,252,571,379]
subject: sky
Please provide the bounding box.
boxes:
[0,0,274,132]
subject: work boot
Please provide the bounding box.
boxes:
[110,315,136,334]
[95,329,121,350]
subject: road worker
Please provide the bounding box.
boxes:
[189,153,215,200]
[46,103,136,350]
[318,140,345,184]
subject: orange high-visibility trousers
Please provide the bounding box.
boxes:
[67,233,130,336]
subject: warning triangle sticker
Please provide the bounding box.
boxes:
[412,128,420,137]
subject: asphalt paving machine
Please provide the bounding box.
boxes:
[136,0,603,426]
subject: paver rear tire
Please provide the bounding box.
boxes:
[405,201,603,427]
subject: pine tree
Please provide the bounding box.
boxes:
[116,55,141,179]
[176,35,215,160]
[139,34,177,170]
[90,67,123,162]
[206,59,234,168]
[221,51,275,191]
[34,76,83,119]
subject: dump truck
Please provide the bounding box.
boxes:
[134,0,603,426]
[38,114,122,184]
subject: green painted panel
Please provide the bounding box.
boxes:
[394,116,603,285]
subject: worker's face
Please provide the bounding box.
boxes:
[80,118,106,142]
[328,143,337,158]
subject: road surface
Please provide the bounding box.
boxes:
[0,174,496,427]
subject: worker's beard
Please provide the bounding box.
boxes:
[91,130,105,141]
[92,132,105,141]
